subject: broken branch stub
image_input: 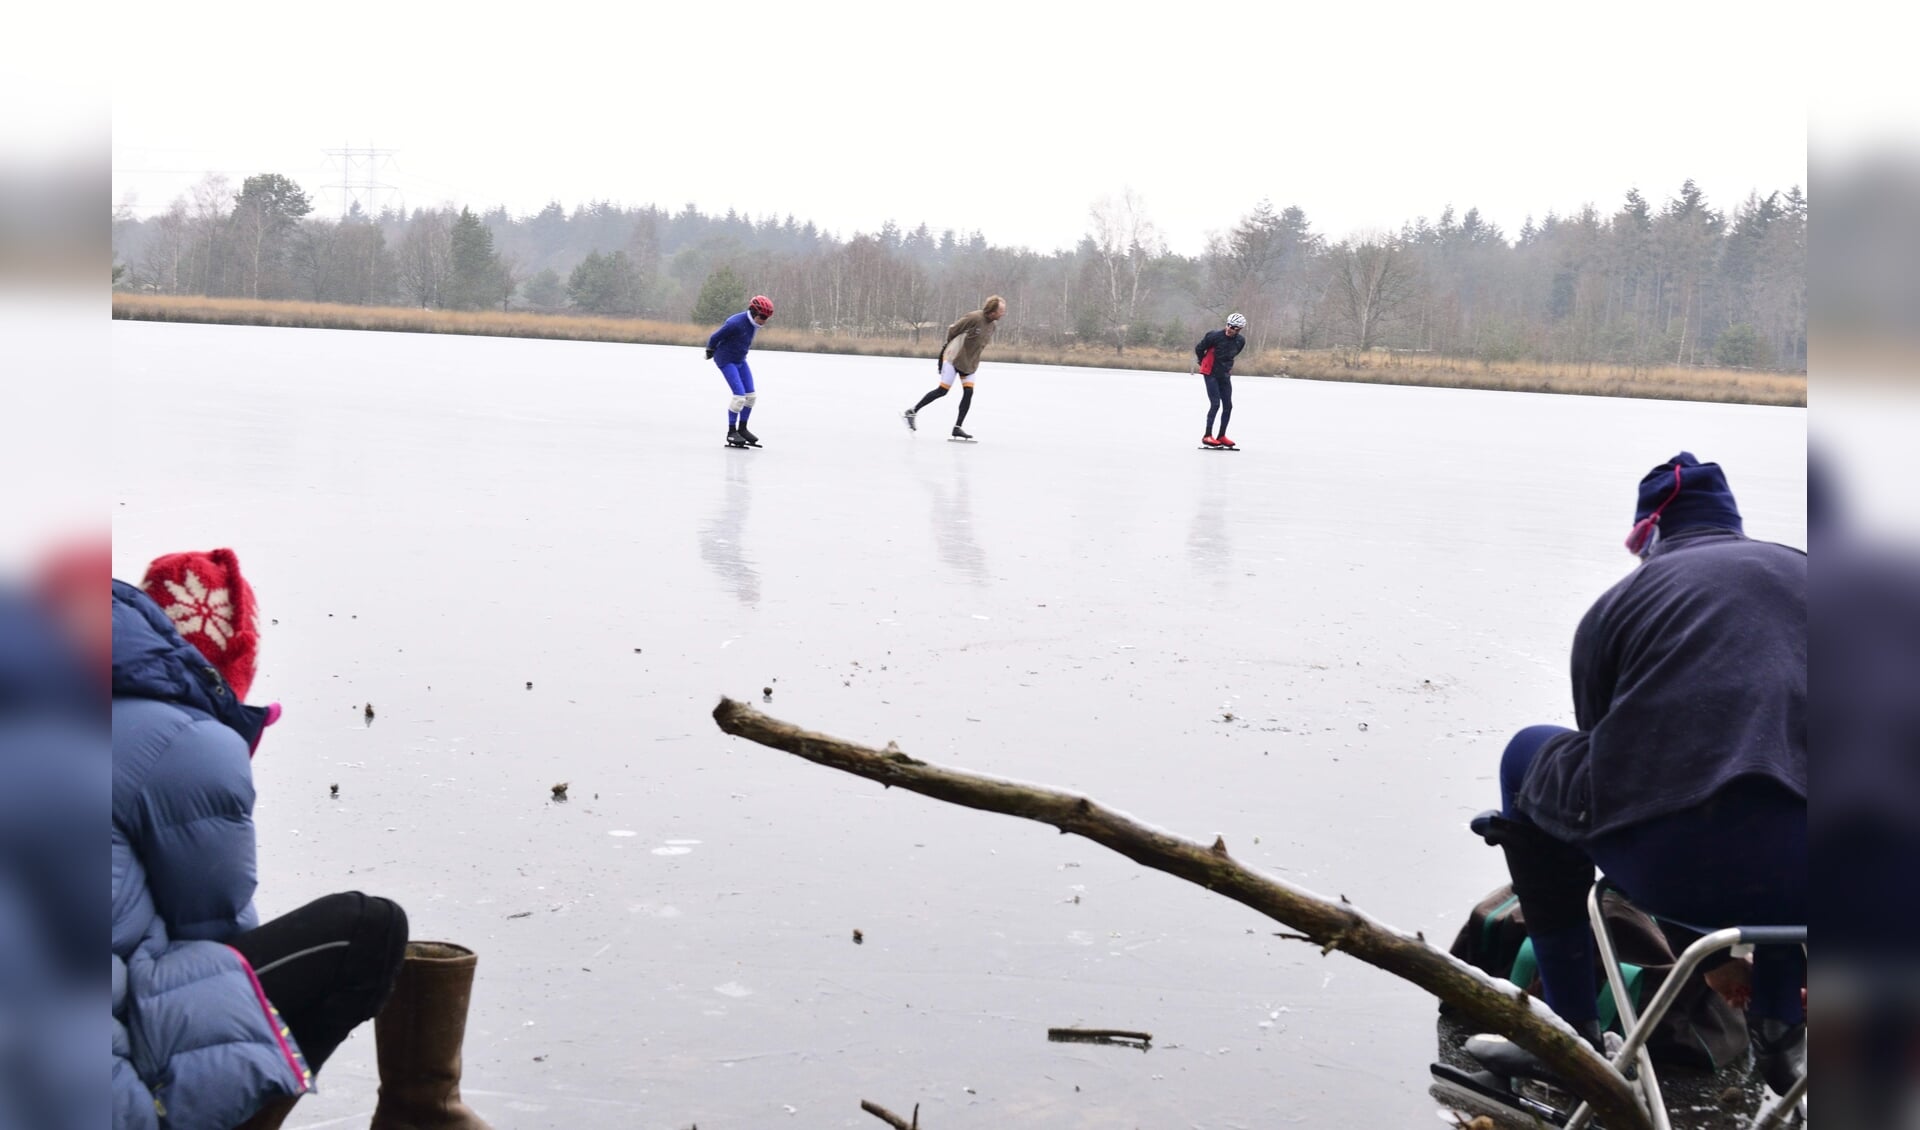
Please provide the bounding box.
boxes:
[711,698,1650,1130]
[859,1099,917,1129]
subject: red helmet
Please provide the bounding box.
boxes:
[749,295,774,319]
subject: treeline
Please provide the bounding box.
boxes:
[112,175,1806,371]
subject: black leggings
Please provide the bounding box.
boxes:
[229,892,408,1072]
[1205,374,1233,436]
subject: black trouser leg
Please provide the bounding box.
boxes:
[1216,374,1233,435]
[956,385,974,426]
[228,891,409,1072]
[912,385,949,413]
[1204,375,1221,435]
[1491,821,1600,1026]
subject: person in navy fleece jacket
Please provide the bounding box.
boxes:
[1474,453,1807,1092]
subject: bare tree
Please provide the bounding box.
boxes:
[184,174,231,297]
[232,197,274,299]
[112,193,140,286]
[624,214,660,315]
[1288,256,1334,350]
[140,201,191,295]
[495,252,521,312]
[396,210,453,308]
[895,259,934,343]
[1331,235,1419,351]
[1199,201,1283,350]
[1088,190,1162,352]
[291,218,342,301]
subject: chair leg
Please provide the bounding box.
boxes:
[1600,884,1671,1130]
[1568,884,1697,1130]
[1568,887,1809,1130]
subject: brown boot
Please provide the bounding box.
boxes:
[369,942,493,1129]
[232,1095,300,1130]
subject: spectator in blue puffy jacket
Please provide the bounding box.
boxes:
[113,558,392,1129]
[113,549,492,1130]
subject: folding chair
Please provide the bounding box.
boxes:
[1565,880,1808,1130]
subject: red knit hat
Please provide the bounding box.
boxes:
[140,548,261,699]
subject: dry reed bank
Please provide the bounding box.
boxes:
[112,295,1806,407]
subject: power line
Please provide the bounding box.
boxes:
[321,146,400,218]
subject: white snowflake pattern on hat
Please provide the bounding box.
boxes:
[160,571,236,650]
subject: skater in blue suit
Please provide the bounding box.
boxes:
[706,294,775,447]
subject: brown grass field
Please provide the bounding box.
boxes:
[112,294,1806,407]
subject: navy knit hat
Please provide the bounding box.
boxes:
[1626,452,1743,555]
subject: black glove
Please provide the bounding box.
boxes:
[704,348,715,361]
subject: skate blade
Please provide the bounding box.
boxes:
[1198,446,1241,451]
[948,437,976,443]
[1428,1063,1571,1126]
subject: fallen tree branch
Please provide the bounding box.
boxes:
[860,1099,918,1129]
[714,698,1650,1130]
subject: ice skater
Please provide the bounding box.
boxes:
[706,294,774,447]
[1194,312,1248,449]
[904,294,1005,441]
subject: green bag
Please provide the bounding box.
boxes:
[1445,883,1748,1070]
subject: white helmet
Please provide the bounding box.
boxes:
[1226,312,1247,328]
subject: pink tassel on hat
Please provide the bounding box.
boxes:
[1625,466,1684,557]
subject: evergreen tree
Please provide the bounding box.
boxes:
[691,265,749,323]
[567,251,642,315]
[524,267,565,310]
[230,173,314,298]
[445,207,503,310]
[1714,322,1770,367]
[234,173,314,225]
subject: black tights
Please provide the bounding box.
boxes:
[1205,374,1233,436]
[913,384,974,425]
[228,891,408,1072]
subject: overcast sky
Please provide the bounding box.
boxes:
[110,0,1808,256]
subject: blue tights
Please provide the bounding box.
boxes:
[718,361,755,429]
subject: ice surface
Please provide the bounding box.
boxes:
[112,322,1804,1127]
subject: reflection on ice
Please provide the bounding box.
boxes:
[1187,454,1235,572]
[700,454,760,605]
[924,450,989,585]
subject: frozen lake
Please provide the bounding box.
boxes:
[111,321,1806,1128]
